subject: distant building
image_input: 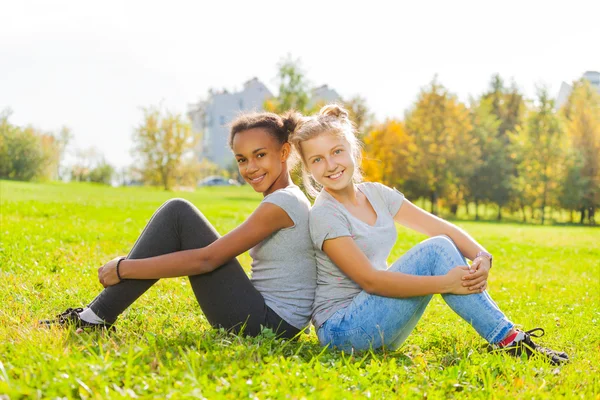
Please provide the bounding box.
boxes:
[188,79,341,169]
[556,71,600,108]
[309,85,341,109]
[188,78,273,169]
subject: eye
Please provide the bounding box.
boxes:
[334,149,343,155]
[236,158,246,164]
[312,157,321,164]
[257,153,266,158]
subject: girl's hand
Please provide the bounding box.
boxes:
[444,266,474,295]
[462,257,491,292]
[97,257,124,287]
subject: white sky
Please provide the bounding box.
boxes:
[2,0,599,168]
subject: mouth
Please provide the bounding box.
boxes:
[248,173,266,184]
[326,170,344,181]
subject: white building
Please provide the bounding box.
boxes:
[188,79,341,169]
[556,71,600,108]
[188,78,273,169]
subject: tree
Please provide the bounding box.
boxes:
[88,159,115,185]
[465,98,501,220]
[264,55,311,114]
[480,75,526,219]
[344,95,374,138]
[362,119,415,191]
[0,110,56,181]
[512,87,565,224]
[69,147,114,185]
[561,79,600,224]
[131,106,199,190]
[404,78,473,215]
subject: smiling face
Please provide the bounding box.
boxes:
[300,132,355,194]
[232,128,291,196]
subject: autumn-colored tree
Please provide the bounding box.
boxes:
[561,79,600,224]
[404,78,472,214]
[132,106,199,190]
[362,119,414,191]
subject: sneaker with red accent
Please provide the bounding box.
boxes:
[494,328,569,365]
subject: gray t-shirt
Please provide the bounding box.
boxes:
[309,182,404,329]
[250,185,317,330]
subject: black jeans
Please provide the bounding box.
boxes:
[88,198,300,338]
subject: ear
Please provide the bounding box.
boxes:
[280,142,292,162]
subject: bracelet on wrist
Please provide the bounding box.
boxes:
[116,257,126,282]
[475,250,493,268]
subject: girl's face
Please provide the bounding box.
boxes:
[233,128,290,196]
[300,132,355,193]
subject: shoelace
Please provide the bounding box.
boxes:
[523,327,545,339]
[57,307,84,322]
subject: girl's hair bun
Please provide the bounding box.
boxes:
[281,110,304,136]
[319,104,349,119]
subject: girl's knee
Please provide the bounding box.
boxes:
[162,198,194,213]
[422,235,464,261]
[422,234,455,249]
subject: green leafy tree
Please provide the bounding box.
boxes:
[264,55,311,114]
[465,98,502,220]
[0,110,56,181]
[480,75,526,219]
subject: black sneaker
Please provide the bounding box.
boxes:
[39,307,114,331]
[496,328,569,365]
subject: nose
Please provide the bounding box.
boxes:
[324,156,337,172]
[247,158,259,174]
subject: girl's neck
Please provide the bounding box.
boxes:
[262,172,292,197]
[324,183,359,206]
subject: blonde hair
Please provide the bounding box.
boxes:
[289,104,363,197]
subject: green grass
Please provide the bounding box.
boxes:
[1,180,599,399]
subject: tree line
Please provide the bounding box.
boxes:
[265,57,599,225]
[361,77,599,225]
[2,57,598,225]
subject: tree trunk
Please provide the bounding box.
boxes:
[569,209,573,223]
[580,207,586,224]
[497,205,502,221]
[475,199,479,221]
[450,204,458,216]
[430,191,436,215]
[590,207,596,225]
[521,204,527,222]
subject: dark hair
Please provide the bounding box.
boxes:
[228,110,303,149]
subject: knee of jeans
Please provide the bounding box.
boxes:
[424,235,463,260]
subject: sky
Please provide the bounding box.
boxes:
[1,0,599,169]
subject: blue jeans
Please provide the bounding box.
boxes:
[316,235,514,352]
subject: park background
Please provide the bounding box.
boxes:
[1,0,599,398]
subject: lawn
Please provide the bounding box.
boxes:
[1,180,599,399]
